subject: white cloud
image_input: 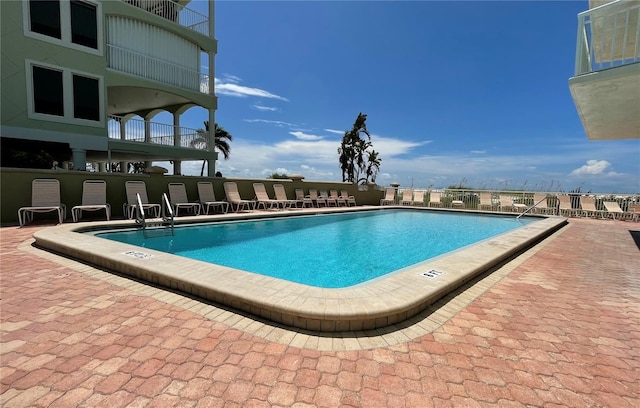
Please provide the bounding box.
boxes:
[261,167,291,177]
[156,131,639,193]
[244,119,295,127]
[470,150,486,154]
[213,78,288,101]
[221,74,241,83]
[253,105,279,112]
[206,133,429,182]
[289,131,323,141]
[324,128,345,135]
[369,135,428,157]
[570,160,612,176]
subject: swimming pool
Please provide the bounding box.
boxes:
[96,210,536,288]
[33,207,567,331]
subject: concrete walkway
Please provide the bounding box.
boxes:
[1,218,639,407]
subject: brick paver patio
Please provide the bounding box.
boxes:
[1,218,639,407]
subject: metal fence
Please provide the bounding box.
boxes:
[392,188,640,217]
[122,0,209,36]
[108,115,208,150]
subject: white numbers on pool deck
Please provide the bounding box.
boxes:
[420,270,444,279]
[122,250,153,259]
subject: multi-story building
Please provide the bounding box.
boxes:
[569,0,639,140]
[1,0,218,175]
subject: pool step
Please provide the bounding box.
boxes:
[142,217,175,238]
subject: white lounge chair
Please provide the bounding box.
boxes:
[273,184,297,209]
[380,188,395,205]
[428,191,442,207]
[168,183,201,216]
[340,190,357,207]
[18,178,67,227]
[499,195,514,212]
[411,190,425,206]
[532,193,553,215]
[224,182,254,212]
[451,197,465,209]
[479,192,495,211]
[329,190,347,207]
[319,190,336,207]
[512,194,528,212]
[253,183,280,210]
[307,189,327,207]
[197,182,229,214]
[603,201,633,221]
[580,196,607,218]
[72,180,111,222]
[296,189,314,208]
[124,181,161,219]
[400,189,413,206]
[628,203,640,222]
[557,195,578,217]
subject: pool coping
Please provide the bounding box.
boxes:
[32,206,568,332]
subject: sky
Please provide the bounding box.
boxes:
[168,0,640,194]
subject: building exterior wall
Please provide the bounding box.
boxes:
[1,0,108,150]
[1,0,218,167]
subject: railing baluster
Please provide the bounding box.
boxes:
[107,45,205,93]
[575,1,640,75]
[121,0,209,36]
[108,115,207,150]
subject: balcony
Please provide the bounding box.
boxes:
[108,115,208,150]
[107,44,208,93]
[122,0,209,36]
[575,0,639,75]
[569,0,640,140]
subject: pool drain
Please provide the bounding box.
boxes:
[420,270,444,279]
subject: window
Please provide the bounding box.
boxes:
[70,0,98,49]
[24,0,101,54]
[27,61,103,126]
[29,0,61,39]
[72,74,100,121]
[33,66,64,116]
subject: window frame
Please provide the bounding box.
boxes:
[26,60,105,127]
[23,0,103,56]
[32,65,65,117]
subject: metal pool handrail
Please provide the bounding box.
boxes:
[516,196,549,220]
[136,193,175,238]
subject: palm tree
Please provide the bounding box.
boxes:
[363,149,381,184]
[192,122,233,176]
[338,113,380,184]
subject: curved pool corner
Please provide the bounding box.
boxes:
[32,209,568,332]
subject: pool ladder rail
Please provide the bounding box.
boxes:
[516,196,549,220]
[135,193,175,238]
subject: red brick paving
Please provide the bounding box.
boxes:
[1,218,639,407]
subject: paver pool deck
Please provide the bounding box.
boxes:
[1,217,639,407]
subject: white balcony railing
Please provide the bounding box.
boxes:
[123,0,209,36]
[108,115,209,150]
[575,0,640,75]
[107,45,209,93]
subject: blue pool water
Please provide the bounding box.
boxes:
[96,210,536,288]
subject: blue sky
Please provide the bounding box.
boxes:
[173,0,639,193]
